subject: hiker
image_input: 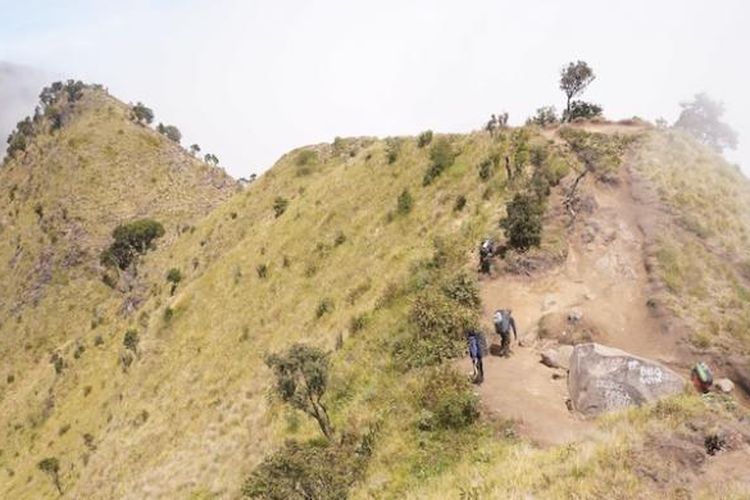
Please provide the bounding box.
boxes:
[467,329,485,384]
[493,309,518,357]
[691,361,713,394]
[479,239,494,274]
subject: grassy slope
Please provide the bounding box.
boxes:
[2,110,749,500]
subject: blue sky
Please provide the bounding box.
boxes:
[1,0,748,176]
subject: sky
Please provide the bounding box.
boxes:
[0,0,748,177]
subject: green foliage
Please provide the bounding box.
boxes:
[419,366,479,430]
[674,93,738,152]
[273,197,289,218]
[295,149,318,166]
[156,123,182,143]
[100,219,165,270]
[560,60,595,121]
[423,138,457,185]
[123,329,139,353]
[417,130,433,148]
[562,100,603,122]
[131,102,154,125]
[477,157,495,182]
[441,272,480,309]
[265,344,334,439]
[500,193,544,251]
[350,313,370,334]
[166,268,182,295]
[189,144,201,156]
[510,129,531,174]
[316,298,334,318]
[453,195,467,212]
[396,189,413,215]
[560,127,632,175]
[527,106,559,127]
[203,153,219,166]
[256,263,268,279]
[241,437,370,499]
[37,457,62,495]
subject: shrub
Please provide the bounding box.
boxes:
[419,366,479,430]
[350,313,370,334]
[453,195,466,212]
[256,263,268,279]
[131,102,154,124]
[410,288,476,341]
[163,307,174,322]
[441,272,480,308]
[93,335,104,347]
[166,268,182,295]
[242,437,369,499]
[562,100,603,122]
[156,123,181,143]
[527,106,558,127]
[123,329,139,353]
[423,138,457,185]
[477,155,499,182]
[100,219,165,270]
[417,130,433,148]
[316,298,334,318]
[273,197,289,218]
[265,344,334,439]
[396,189,413,215]
[204,153,219,166]
[37,457,62,495]
[385,138,401,164]
[51,354,64,375]
[500,193,544,251]
[333,231,346,246]
[296,150,318,166]
[7,373,15,384]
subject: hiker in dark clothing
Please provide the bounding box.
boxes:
[467,329,485,384]
[493,309,518,357]
[479,239,494,274]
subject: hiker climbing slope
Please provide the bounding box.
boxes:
[467,329,485,384]
[479,238,494,274]
[493,309,518,357]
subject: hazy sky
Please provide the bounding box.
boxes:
[1,0,748,177]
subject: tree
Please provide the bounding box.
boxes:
[37,457,62,495]
[131,102,154,125]
[500,193,544,251]
[204,153,219,166]
[100,219,165,270]
[559,61,595,122]
[156,123,182,143]
[674,93,738,152]
[265,344,334,439]
[166,268,183,295]
[189,144,201,156]
[527,106,558,127]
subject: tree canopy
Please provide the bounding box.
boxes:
[560,61,595,121]
[674,93,738,153]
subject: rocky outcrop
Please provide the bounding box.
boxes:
[568,343,685,417]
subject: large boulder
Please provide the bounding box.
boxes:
[568,343,685,417]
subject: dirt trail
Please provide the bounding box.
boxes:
[465,166,685,446]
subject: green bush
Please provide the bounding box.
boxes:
[273,197,289,218]
[242,437,370,499]
[156,123,181,143]
[131,102,154,124]
[100,219,165,270]
[562,100,603,122]
[166,268,182,295]
[385,138,401,164]
[417,130,433,148]
[423,138,457,185]
[37,457,62,495]
[419,366,479,430]
[397,189,413,215]
[441,272,480,308]
[500,193,544,251]
[256,263,268,279]
[527,106,558,127]
[453,195,467,212]
[316,298,334,318]
[350,313,370,333]
[478,154,500,182]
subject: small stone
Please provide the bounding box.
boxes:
[716,378,735,393]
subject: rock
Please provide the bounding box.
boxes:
[568,309,583,323]
[568,343,685,417]
[540,345,574,370]
[715,378,735,393]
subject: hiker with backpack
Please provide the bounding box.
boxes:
[479,239,494,274]
[493,309,518,357]
[467,329,485,384]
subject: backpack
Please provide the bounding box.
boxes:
[494,310,510,333]
[694,362,713,385]
[468,334,481,359]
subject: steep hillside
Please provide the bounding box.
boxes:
[2,98,749,500]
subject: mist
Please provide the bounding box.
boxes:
[0,0,748,177]
[0,63,49,159]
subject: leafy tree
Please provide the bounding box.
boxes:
[500,193,544,251]
[37,457,62,495]
[674,93,738,152]
[189,144,201,156]
[560,61,595,122]
[204,153,219,166]
[527,106,558,127]
[156,123,182,143]
[265,344,334,439]
[131,102,154,125]
[562,100,603,122]
[100,219,165,270]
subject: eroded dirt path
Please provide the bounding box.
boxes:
[463,165,685,446]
